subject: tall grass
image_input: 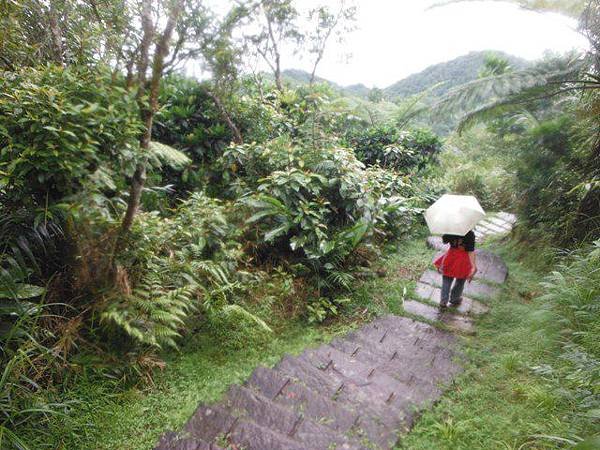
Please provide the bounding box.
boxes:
[536,241,600,435]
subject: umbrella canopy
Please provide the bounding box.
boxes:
[424,194,486,236]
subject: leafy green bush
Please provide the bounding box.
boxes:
[440,127,519,211]
[103,193,244,350]
[345,125,442,172]
[233,142,419,263]
[306,296,350,324]
[541,242,600,360]
[0,65,141,206]
[216,138,423,325]
[206,304,273,351]
[153,76,284,193]
[514,116,598,244]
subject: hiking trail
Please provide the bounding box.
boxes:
[155,213,517,450]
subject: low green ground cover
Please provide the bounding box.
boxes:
[32,323,338,449]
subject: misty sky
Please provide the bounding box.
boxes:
[204,0,588,88]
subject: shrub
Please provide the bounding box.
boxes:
[237,143,419,263]
[102,193,243,351]
[0,65,141,206]
[217,138,422,322]
[441,127,519,211]
[345,125,442,172]
[514,116,597,244]
[153,76,284,193]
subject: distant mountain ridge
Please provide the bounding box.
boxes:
[279,50,531,100]
[382,51,531,99]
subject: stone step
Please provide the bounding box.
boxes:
[486,216,513,230]
[303,345,424,410]
[155,432,224,450]
[419,270,499,300]
[297,349,412,419]
[478,220,510,235]
[245,366,358,433]
[245,366,398,447]
[223,385,363,450]
[472,250,508,283]
[366,315,458,348]
[183,404,306,450]
[275,354,407,440]
[335,327,460,383]
[496,212,517,224]
[414,281,490,315]
[182,404,235,443]
[340,324,454,370]
[329,337,445,401]
[403,300,474,334]
[275,354,342,397]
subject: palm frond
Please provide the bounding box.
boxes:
[433,53,588,133]
[429,0,587,18]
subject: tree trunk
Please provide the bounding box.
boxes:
[121,163,147,233]
[207,91,243,144]
[48,3,64,65]
[275,58,283,92]
[309,54,321,86]
[265,10,283,92]
[119,0,184,236]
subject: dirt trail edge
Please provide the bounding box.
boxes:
[155,212,517,450]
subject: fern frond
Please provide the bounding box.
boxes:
[148,141,191,170]
[100,280,195,350]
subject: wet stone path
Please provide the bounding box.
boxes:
[156,212,516,450]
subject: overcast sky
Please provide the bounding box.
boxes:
[204,0,588,88]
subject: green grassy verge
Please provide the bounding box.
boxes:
[34,323,341,449]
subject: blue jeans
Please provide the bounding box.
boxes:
[441,276,466,305]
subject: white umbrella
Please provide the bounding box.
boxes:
[424,194,486,236]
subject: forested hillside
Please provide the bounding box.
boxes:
[383,51,530,99]
[275,51,529,102]
[1,0,599,449]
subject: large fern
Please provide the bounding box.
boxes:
[148,141,192,170]
[101,276,195,350]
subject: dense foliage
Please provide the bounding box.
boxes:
[0,21,432,447]
[0,65,141,209]
[345,125,442,172]
[1,0,599,447]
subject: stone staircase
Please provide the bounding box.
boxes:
[155,213,516,450]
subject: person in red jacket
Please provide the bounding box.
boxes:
[433,231,478,308]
